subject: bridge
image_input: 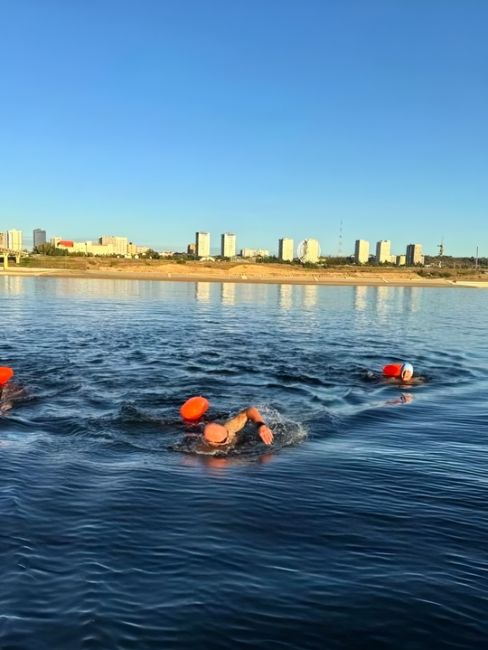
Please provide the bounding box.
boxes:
[0,248,27,269]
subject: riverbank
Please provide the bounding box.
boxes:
[3,260,488,288]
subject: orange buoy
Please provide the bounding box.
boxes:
[0,367,14,386]
[179,396,209,421]
[383,363,403,378]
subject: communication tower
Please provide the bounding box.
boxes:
[437,239,444,267]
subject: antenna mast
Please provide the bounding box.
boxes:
[337,220,343,257]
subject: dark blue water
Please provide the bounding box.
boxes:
[1,277,487,649]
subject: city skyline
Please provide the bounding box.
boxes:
[0,224,441,266]
[0,2,486,257]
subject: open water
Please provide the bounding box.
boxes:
[1,276,487,649]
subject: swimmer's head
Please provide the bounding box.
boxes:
[203,423,229,446]
[400,362,414,381]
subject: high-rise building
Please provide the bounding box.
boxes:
[354,239,369,264]
[221,233,236,258]
[406,243,424,266]
[99,235,128,256]
[196,232,210,257]
[396,255,406,266]
[0,232,6,249]
[33,228,47,249]
[187,243,196,255]
[278,237,294,262]
[7,229,22,251]
[299,239,320,263]
[375,240,391,264]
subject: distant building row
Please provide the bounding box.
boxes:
[0,227,424,267]
[354,240,424,266]
[0,227,150,257]
[53,235,148,256]
[192,232,320,263]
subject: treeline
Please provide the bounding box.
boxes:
[423,255,488,268]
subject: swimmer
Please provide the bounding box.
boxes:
[382,362,425,386]
[0,367,25,413]
[203,406,274,448]
[0,366,15,413]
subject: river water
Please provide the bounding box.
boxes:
[1,277,487,649]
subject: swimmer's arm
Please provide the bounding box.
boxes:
[225,407,273,445]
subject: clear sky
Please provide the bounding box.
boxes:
[1,0,486,256]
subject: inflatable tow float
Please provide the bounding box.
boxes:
[179,395,209,421]
[0,367,14,386]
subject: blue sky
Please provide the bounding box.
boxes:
[0,0,486,256]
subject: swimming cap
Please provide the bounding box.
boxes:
[0,367,14,386]
[179,396,209,421]
[401,362,414,378]
[383,363,403,378]
[204,423,228,444]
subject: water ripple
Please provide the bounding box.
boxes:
[1,280,488,648]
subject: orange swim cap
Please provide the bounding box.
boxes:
[179,396,209,421]
[0,367,14,386]
[203,423,228,445]
[383,363,403,378]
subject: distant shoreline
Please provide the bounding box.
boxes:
[2,265,488,288]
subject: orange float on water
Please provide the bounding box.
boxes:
[383,363,403,378]
[179,395,209,421]
[0,366,14,386]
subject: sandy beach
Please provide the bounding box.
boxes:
[2,261,487,288]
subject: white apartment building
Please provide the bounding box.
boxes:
[278,237,294,262]
[299,238,320,263]
[196,232,210,257]
[241,248,270,258]
[406,243,424,266]
[376,240,391,264]
[354,239,369,264]
[99,235,129,256]
[7,229,23,251]
[221,233,236,258]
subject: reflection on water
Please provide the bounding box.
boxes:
[279,284,293,310]
[352,285,423,317]
[302,284,318,309]
[195,281,211,302]
[2,275,22,296]
[221,282,236,306]
[374,285,393,316]
[404,286,422,312]
[354,285,368,312]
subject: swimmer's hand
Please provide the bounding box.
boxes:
[258,424,273,445]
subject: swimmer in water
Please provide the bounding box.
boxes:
[383,362,425,386]
[365,362,425,388]
[382,362,425,386]
[203,406,274,448]
[0,366,22,413]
